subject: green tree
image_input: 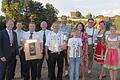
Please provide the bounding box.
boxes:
[0,16,6,30]
[1,0,58,31]
[44,3,58,29]
[2,0,23,20]
[76,11,82,18]
[114,16,120,31]
[86,13,92,18]
[96,15,104,18]
[27,1,45,31]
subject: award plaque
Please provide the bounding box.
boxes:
[24,39,43,60]
[63,34,68,49]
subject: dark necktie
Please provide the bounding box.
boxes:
[29,32,33,39]
[43,31,46,47]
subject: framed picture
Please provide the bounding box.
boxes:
[24,39,43,61]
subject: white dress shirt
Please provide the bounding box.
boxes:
[14,29,25,46]
[86,27,98,45]
[37,29,51,43]
[6,28,13,46]
[45,31,64,52]
[21,31,42,42]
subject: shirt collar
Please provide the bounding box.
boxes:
[6,28,12,32]
[15,29,22,32]
[28,31,35,34]
[52,31,60,35]
[41,29,46,32]
[87,26,93,29]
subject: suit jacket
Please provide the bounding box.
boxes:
[0,29,19,60]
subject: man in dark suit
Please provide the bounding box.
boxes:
[0,20,19,80]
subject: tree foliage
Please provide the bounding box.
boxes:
[0,16,6,30]
[86,13,92,18]
[95,15,104,18]
[1,0,58,31]
[76,11,82,18]
[114,16,120,31]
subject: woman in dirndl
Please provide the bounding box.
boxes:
[94,21,106,80]
[104,25,120,80]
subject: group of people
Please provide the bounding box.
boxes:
[0,15,120,80]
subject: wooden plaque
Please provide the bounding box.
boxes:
[24,39,43,61]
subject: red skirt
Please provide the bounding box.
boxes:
[94,41,106,63]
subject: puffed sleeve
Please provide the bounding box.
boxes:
[118,35,120,40]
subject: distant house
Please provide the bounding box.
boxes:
[70,11,76,18]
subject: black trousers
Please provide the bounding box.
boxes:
[19,51,25,77]
[18,50,38,80]
[0,58,16,80]
[37,52,50,80]
[24,60,38,80]
[48,50,64,80]
[64,50,69,70]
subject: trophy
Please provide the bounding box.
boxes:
[73,41,80,60]
[63,34,68,44]
[63,33,68,50]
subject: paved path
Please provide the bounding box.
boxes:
[14,59,120,80]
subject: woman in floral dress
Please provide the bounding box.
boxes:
[75,22,88,80]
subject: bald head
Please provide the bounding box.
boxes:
[40,21,48,31]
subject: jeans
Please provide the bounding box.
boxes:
[69,57,80,80]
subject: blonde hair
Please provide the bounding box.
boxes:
[71,28,79,36]
[110,25,117,30]
[51,21,59,30]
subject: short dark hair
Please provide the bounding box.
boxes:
[99,20,105,25]
[75,22,85,32]
[16,20,23,24]
[29,22,36,27]
[61,15,67,18]
[88,18,94,22]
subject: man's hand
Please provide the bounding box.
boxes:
[16,55,19,60]
[19,47,23,51]
[45,46,48,60]
[61,44,67,50]
[0,57,6,62]
[45,54,48,60]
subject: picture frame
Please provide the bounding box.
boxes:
[24,39,43,61]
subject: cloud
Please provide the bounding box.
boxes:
[100,9,120,17]
[1,0,120,17]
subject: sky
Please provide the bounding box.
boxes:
[0,0,120,17]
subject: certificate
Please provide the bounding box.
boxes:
[24,39,43,60]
